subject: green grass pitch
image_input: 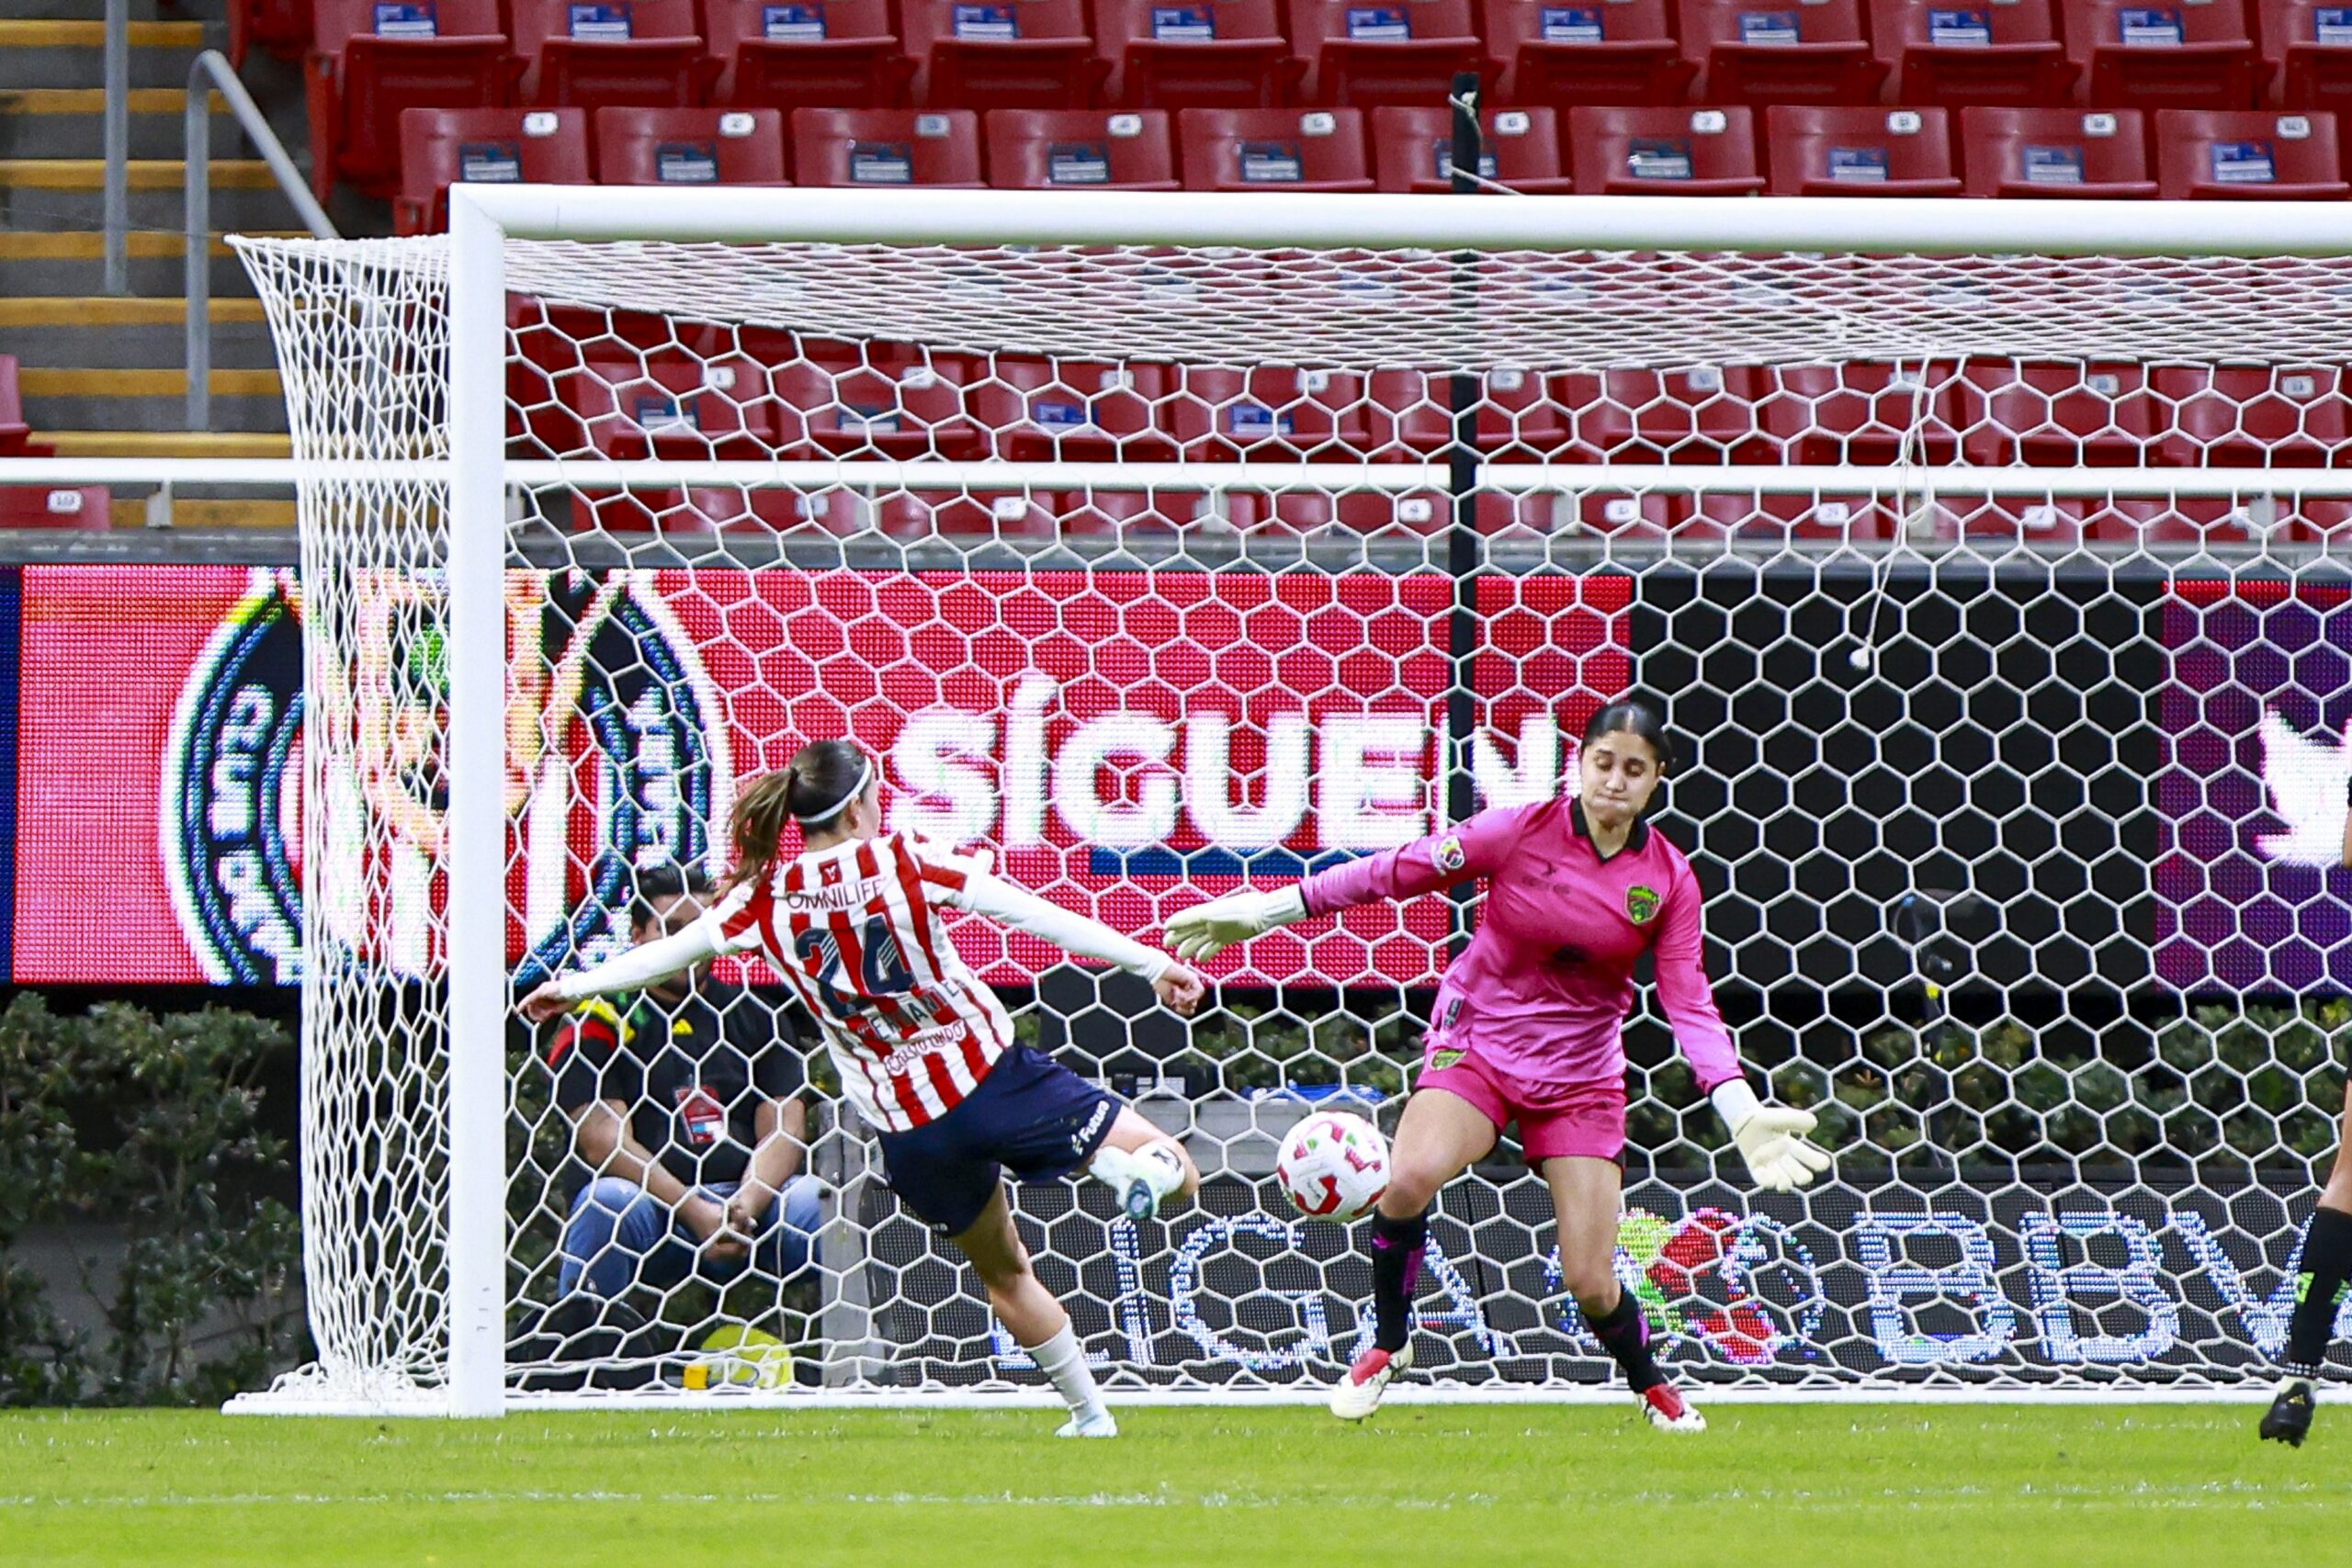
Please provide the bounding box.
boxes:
[3,1404,2343,1567]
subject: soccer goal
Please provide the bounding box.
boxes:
[226,186,2352,1416]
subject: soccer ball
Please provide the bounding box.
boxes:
[1275,1111,1391,1223]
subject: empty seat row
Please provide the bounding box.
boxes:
[394,102,2352,227]
[564,484,2343,547]
[299,0,2352,198]
[0,488,110,530]
[503,345,2352,472]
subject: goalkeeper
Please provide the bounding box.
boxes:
[1169,699,1828,1433]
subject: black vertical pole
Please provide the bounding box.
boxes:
[1445,73,1482,957]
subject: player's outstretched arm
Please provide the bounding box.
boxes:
[953,869,1202,1016]
[517,921,723,1022]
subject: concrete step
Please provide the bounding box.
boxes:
[115,495,296,529]
[0,226,289,296]
[0,158,317,231]
[0,19,215,90]
[41,428,289,457]
[17,364,288,432]
[0,87,249,160]
[0,298,278,372]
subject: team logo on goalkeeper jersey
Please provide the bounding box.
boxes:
[164,570,729,986]
[1625,885,1660,924]
[1434,833,1466,872]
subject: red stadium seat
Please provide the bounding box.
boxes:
[984,109,1179,188]
[1091,0,1302,108]
[1177,107,1375,189]
[1482,491,1690,542]
[1764,106,1962,197]
[594,107,787,183]
[2261,0,2352,111]
[1060,487,1268,537]
[1691,491,1895,544]
[1481,0,1694,107]
[770,340,984,458]
[570,353,780,457]
[1566,105,1762,193]
[872,490,1064,540]
[394,107,591,234]
[1265,490,1450,536]
[1285,0,1490,107]
[702,0,912,108]
[790,107,985,186]
[304,0,510,201]
[0,486,107,529]
[899,0,1107,108]
[0,355,31,457]
[1554,365,1762,463]
[2154,107,2350,195]
[1958,360,2162,468]
[2064,0,2260,109]
[968,356,1174,457]
[1869,0,2076,106]
[1163,366,1370,459]
[232,0,312,69]
[2154,364,2352,466]
[509,0,707,107]
[1957,107,2156,197]
[1677,0,1887,105]
[1371,105,1572,191]
[1755,362,1965,466]
[1367,365,1571,457]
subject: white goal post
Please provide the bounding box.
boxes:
[224,186,2352,1416]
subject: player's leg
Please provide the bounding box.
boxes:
[952,1180,1117,1438]
[1545,1155,1700,1434]
[558,1176,672,1298]
[1086,1107,1200,1220]
[1329,1087,1499,1421]
[2265,1079,2352,1446]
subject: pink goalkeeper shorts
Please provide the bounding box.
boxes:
[1415,1046,1627,1167]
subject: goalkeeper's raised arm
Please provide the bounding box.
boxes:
[1170,699,1828,1435]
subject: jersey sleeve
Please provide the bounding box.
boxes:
[695,877,774,958]
[1653,852,1742,1093]
[1296,802,1532,919]
[898,836,996,908]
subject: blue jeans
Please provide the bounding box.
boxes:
[559,1174,822,1299]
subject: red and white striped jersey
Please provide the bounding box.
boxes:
[698,830,1016,1134]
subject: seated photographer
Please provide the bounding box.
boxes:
[545,863,821,1300]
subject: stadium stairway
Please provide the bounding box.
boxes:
[0,0,359,526]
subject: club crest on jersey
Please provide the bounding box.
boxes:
[1626,885,1661,925]
[164,569,729,986]
[1434,833,1467,873]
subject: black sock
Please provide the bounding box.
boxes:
[1587,1286,1666,1393]
[1367,1210,1428,1354]
[2287,1205,2352,1372]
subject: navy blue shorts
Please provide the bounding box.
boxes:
[876,1045,1120,1237]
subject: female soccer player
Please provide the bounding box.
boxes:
[524,738,1204,1438]
[2258,804,2352,1447]
[1168,699,1829,1433]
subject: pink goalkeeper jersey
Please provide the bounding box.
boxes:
[1298,797,1741,1095]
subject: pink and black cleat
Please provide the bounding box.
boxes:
[1639,1382,1707,1434]
[1329,1344,1412,1421]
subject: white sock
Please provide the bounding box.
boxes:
[1029,1324,1109,1426]
[1091,1140,1186,1201]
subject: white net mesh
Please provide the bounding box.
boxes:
[233,219,2352,1409]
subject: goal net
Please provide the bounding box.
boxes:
[229,189,2352,1413]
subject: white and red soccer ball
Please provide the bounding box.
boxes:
[1275,1111,1391,1224]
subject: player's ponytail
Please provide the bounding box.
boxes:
[724,739,875,894]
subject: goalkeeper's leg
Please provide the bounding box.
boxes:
[2266,1084,2352,1447]
[1331,1089,1498,1421]
[1546,1155,1702,1434]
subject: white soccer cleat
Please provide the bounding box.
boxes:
[1089,1144,1182,1220]
[1329,1344,1411,1421]
[1056,1410,1120,1438]
[1638,1383,1706,1434]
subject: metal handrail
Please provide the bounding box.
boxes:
[103,0,127,294]
[186,49,335,429]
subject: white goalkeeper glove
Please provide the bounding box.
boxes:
[1164,886,1309,963]
[1710,1079,1832,1193]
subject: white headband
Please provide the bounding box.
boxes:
[793,753,874,825]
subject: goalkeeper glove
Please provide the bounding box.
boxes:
[1709,1079,1832,1193]
[1165,886,1309,963]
